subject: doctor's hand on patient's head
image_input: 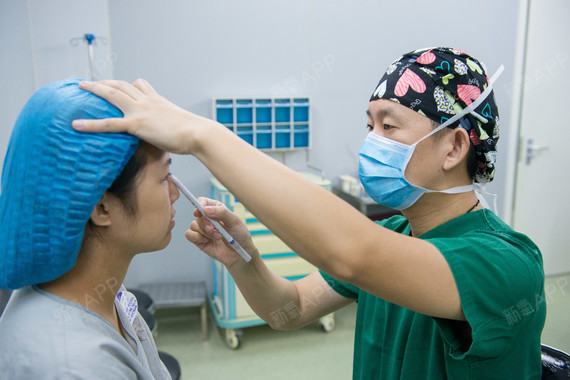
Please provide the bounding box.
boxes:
[186,197,258,268]
[72,79,214,155]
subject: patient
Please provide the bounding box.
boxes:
[0,79,178,379]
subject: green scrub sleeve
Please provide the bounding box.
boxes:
[428,231,545,360]
[319,269,359,300]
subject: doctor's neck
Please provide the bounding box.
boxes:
[402,191,483,237]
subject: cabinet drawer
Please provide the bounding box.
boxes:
[232,257,316,318]
[265,256,316,278]
[251,234,292,255]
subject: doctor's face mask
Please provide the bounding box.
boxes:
[359,47,503,210]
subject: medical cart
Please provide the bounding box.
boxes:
[209,173,336,349]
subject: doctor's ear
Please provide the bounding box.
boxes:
[89,194,113,227]
[442,127,471,172]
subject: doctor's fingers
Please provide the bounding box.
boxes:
[73,116,132,134]
[192,198,224,223]
[132,78,159,95]
[185,227,209,246]
[80,80,145,104]
[72,81,141,134]
[193,199,237,227]
[192,217,222,240]
[201,202,243,230]
[193,197,224,217]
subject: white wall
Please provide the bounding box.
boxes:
[0,0,523,290]
[0,0,35,166]
[0,0,113,167]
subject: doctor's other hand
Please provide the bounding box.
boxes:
[72,79,213,155]
[186,197,258,267]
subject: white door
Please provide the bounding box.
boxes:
[513,0,570,275]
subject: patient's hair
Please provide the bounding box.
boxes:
[106,142,150,217]
[85,142,151,237]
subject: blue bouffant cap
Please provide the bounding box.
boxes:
[0,79,139,289]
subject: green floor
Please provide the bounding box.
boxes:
[154,302,356,379]
[155,273,570,379]
[541,273,570,353]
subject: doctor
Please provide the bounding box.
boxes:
[73,47,545,379]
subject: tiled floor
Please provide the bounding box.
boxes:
[541,273,570,353]
[154,303,357,380]
[155,273,570,379]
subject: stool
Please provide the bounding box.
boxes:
[542,344,570,379]
[128,288,156,314]
[135,293,181,380]
[159,351,181,380]
[138,306,157,335]
[0,289,12,317]
[138,281,208,340]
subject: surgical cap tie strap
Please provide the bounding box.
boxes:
[414,64,505,147]
[474,182,498,214]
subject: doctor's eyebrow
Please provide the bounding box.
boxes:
[366,107,395,120]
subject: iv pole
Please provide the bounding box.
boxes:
[69,34,108,80]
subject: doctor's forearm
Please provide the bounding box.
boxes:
[193,121,379,282]
[226,254,309,330]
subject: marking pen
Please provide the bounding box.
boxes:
[170,174,252,263]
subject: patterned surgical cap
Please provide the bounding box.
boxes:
[370,47,500,183]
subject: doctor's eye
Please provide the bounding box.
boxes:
[383,124,395,131]
[365,124,374,132]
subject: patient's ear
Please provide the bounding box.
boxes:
[89,193,113,227]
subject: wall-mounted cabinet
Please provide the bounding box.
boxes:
[213,97,310,151]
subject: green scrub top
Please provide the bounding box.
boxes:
[320,209,546,379]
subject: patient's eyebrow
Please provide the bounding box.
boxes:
[163,157,172,167]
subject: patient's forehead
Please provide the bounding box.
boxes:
[144,144,170,167]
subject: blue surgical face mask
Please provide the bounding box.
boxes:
[358,128,475,210]
[358,65,504,210]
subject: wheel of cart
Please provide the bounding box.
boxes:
[210,294,336,349]
[209,294,265,349]
[319,314,335,332]
[224,328,243,349]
